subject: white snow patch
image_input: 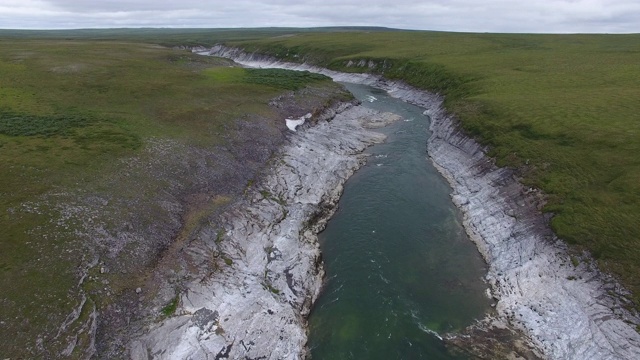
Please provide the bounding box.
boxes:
[285,113,312,131]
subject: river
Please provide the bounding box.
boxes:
[307,82,492,359]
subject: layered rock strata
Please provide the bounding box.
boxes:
[205,45,640,359]
[130,104,399,359]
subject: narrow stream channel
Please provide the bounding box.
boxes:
[307,83,492,359]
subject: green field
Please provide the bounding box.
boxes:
[0,36,341,357]
[224,31,640,305]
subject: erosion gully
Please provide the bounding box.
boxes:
[307,82,491,359]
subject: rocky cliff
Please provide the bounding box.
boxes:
[129,103,399,359]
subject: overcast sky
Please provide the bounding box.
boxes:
[1,0,638,33]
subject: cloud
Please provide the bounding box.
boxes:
[0,0,638,33]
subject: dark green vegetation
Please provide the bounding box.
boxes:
[0,110,94,136]
[0,36,340,357]
[245,68,329,90]
[161,296,180,317]
[224,31,640,304]
[204,66,330,90]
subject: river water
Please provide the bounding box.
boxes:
[307,83,491,359]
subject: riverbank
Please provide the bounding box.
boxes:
[129,102,400,359]
[0,41,357,358]
[204,45,640,359]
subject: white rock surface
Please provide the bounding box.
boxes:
[130,104,397,359]
[206,45,640,360]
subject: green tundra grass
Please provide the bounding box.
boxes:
[225,31,640,304]
[0,37,337,356]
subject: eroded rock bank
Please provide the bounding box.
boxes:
[129,103,399,359]
[34,83,350,358]
[205,45,640,359]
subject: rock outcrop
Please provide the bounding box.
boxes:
[130,104,399,359]
[206,45,640,359]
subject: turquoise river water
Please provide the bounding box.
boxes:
[307,83,491,359]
